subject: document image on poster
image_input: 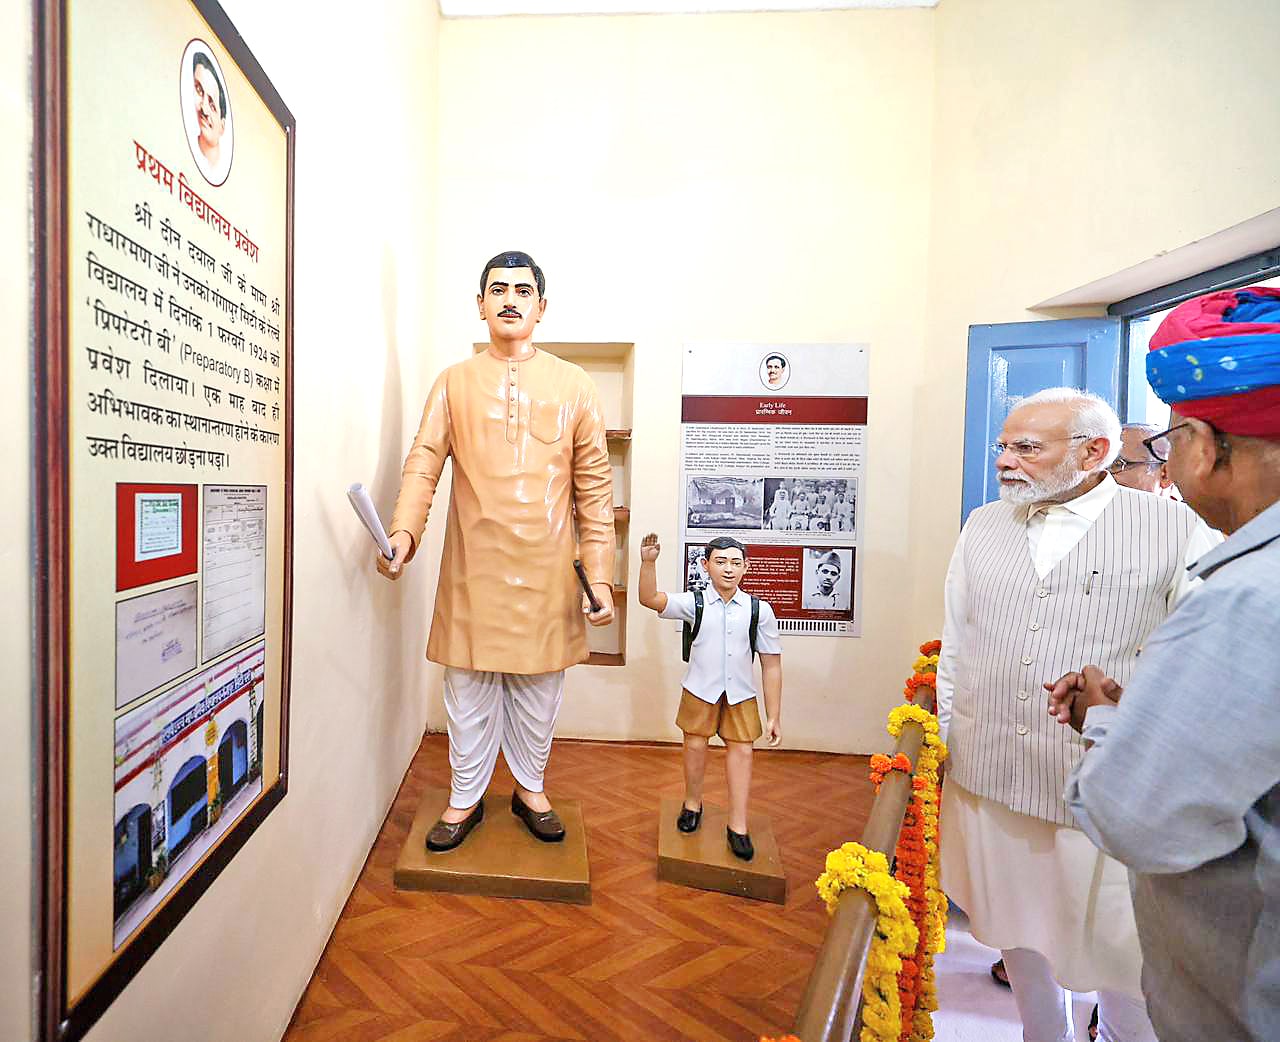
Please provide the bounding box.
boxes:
[134,492,182,561]
[202,485,267,660]
[112,642,265,950]
[115,582,199,709]
[679,343,868,636]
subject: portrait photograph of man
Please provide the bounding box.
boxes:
[802,547,853,612]
[180,40,233,186]
[759,352,790,390]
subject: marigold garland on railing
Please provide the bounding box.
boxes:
[903,639,940,703]
[814,843,918,1042]
[869,753,912,788]
[761,642,948,1042]
[886,697,948,1042]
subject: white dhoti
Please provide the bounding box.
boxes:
[443,667,565,808]
[941,781,1146,997]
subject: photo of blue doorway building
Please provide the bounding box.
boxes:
[112,642,266,948]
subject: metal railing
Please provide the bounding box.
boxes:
[791,686,937,1042]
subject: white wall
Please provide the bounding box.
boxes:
[911,0,1280,631]
[2,3,445,1040]
[431,9,938,754]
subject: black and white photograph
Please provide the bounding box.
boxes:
[684,543,710,591]
[801,547,854,612]
[685,476,764,530]
[764,477,857,533]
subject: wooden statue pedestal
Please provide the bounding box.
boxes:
[393,788,591,905]
[656,798,786,904]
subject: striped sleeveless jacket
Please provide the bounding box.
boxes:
[948,487,1198,826]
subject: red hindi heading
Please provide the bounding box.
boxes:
[681,395,868,425]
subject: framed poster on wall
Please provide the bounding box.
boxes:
[678,343,869,636]
[34,1,294,1039]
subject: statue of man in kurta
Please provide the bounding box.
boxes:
[377,251,616,852]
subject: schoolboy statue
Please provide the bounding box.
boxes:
[378,251,616,852]
[637,533,783,861]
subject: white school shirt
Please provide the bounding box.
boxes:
[935,473,1221,740]
[660,588,782,705]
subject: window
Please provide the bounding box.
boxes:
[1110,251,1280,424]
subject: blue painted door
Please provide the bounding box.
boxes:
[963,318,1121,522]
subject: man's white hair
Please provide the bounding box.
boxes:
[1011,387,1121,470]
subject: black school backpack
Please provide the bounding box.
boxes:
[681,589,760,662]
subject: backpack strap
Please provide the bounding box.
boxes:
[682,588,705,662]
[749,596,760,659]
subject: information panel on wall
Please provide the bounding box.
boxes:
[678,344,868,637]
[37,2,294,1038]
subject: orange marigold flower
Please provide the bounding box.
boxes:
[919,639,942,655]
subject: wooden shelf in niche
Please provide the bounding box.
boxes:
[541,342,634,666]
[586,652,626,666]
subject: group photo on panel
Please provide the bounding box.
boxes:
[369,247,1280,1042]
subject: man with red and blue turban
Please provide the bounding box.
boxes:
[1051,285,1280,1041]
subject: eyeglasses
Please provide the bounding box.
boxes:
[1107,456,1160,473]
[1140,422,1189,463]
[990,434,1088,460]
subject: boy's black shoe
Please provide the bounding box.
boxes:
[727,827,754,861]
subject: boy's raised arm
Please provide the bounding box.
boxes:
[637,532,668,613]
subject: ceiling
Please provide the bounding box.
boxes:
[438,0,937,16]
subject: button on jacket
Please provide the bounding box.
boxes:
[390,348,615,675]
[660,589,781,704]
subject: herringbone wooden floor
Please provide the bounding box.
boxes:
[283,734,874,1042]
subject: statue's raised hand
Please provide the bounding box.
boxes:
[640,532,661,562]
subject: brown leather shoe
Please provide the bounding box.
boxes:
[426,800,484,852]
[510,791,565,842]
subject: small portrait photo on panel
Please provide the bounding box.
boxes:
[685,544,710,592]
[759,351,791,391]
[802,547,853,612]
[180,39,234,187]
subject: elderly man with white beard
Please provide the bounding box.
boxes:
[936,387,1217,1042]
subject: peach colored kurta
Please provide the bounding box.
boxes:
[390,348,615,675]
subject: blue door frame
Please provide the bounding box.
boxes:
[962,317,1121,523]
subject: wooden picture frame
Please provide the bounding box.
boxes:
[34,2,294,1038]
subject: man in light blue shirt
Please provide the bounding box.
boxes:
[1049,286,1280,1041]
[638,534,782,862]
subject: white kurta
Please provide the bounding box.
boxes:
[936,474,1220,994]
[941,782,1145,996]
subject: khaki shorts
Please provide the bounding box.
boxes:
[676,689,762,743]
